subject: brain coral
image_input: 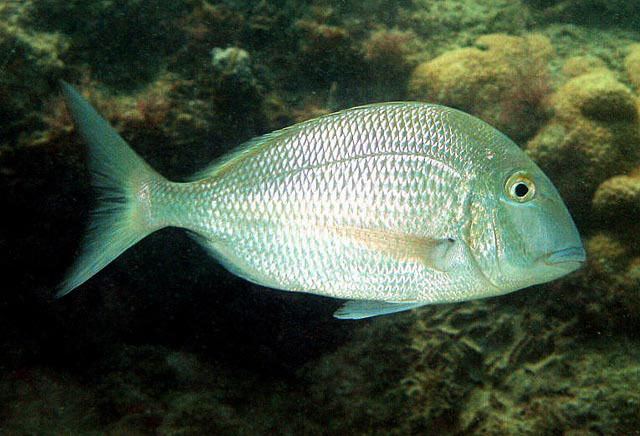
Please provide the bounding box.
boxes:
[561,55,608,79]
[0,20,67,140]
[408,33,553,142]
[625,44,640,90]
[526,69,640,219]
[592,174,640,223]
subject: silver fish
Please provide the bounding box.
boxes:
[57,82,585,319]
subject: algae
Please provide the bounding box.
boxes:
[408,33,554,142]
[527,68,640,218]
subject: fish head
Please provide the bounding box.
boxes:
[471,150,586,295]
[439,107,584,297]
[479,162,585,292]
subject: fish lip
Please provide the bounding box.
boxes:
[543,246,587,266]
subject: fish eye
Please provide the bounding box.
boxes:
[505,171,535,202]
[514,182,529,197]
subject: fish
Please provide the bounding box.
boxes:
[57,81,585,319]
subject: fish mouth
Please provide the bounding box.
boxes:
[543,246,586,266]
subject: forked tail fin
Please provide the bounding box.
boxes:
[56,81,167,297]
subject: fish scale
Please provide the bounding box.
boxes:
[155,103,482,302]
[58,82,584,319]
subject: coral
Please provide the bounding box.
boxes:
[262,92,295,128]
[592,174,640,223]
[0,12,68,141]
[4,300,640,435]
[0,345,323,434]
[299,296,640,434]
[210,46,256,95]
[362,28,417,69]
[404,300,640,434]
[565,231,640,334]
[553,71,638,122]
[297,19,350,60]
[620,257,640,316]
[408,33,554,142]
[182,2,244,47]
[295,18,361,85]
[202,45,266,132]
[405,0,533,47]
[526,69,640,218]
[291,101,331,123]
[562,55,607,78]
[524,0,640,28]
[0,368,100,433]
[585,232,629,278]
[168,2,246,80]
[577,233,629,324]
[25,0,191,87]
[625,44,640,90]
[359,28,420,100]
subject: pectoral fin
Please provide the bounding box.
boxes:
[334,300,426,319]
[330,226,457,272]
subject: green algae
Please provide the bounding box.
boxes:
[26,0,191,88]
[408,33,554,142]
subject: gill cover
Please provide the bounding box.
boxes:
[492,168,584,290]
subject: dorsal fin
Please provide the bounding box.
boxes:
[187,102,426,182]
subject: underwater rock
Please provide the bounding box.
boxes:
[0,16,68,141]
[295,18,361,85]
[361,28,417,72]
[408,33,553,142]
[303,296,640,434]
[210,46,255,93]
[0,368,101,433]
[625,44,640,90]
[569,231,640,334]
[593,174,640,222]
[26,0,190,87]
[561,55,608,79]
[524,0,640,28]
[578,236,640,339]
[405,0,533,46]
[553,71,638,122]
[527,69,640,217]
[585,233,629,280]
[359,28,419,100]
[620,258,640,317]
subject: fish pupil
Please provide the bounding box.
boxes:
[514,182,529,197]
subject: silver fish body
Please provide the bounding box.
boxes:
[58,83,585,319]
[159,103,504,302]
